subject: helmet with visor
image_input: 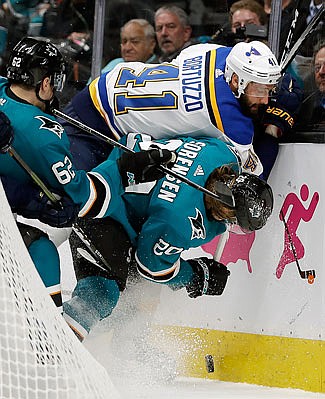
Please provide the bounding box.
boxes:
[7,37,66,92]
[224,40,281,98]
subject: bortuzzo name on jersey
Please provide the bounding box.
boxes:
[158,140,206,203]
[181,56,203,112]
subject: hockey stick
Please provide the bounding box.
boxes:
[8,147,59,206]
[213,230,229,262]
[268,0,282,60]
[279,0,302,66]
[280,209,315,284]
[280,3,324,72]
[52,108,236,208]
[7,145,111,273]
[69,225,111,273]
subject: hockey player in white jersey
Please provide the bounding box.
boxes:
[61,40,283,177]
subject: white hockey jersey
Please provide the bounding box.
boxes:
[88,43,262,175]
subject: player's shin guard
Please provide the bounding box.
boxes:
[63,276,120,341]
[28,236,62,311]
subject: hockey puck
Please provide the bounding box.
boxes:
[205,354,214,373]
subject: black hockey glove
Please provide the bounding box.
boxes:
[263,73,303,137]
[0,111,14,154]
[3,177,79,227]
[186,258,230,298]
[117,147,176,186]
[23,191,79,227]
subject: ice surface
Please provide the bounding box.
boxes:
[83,281,325,399]
[58,240,325,399]
[116,378,325,399]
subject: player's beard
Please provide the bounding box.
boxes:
[238,94,265,121]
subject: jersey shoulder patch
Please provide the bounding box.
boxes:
[35,116,64,138]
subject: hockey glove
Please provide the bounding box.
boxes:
[24,191,79,227]
[2,176,79,227]
[263,73,303,137]
[117,147,176,186]
[0,111,14,154]
[186,258,230,298]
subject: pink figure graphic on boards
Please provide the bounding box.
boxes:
[276,184,319,279]
[201,231,255,272]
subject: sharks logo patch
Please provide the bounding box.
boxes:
[35,116,64,138]
[189,208,206,240]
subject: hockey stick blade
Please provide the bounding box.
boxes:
[214,181,235,208]
[72,224,112,272]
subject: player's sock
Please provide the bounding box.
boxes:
[63,295,100,342]
[63,276,120,341]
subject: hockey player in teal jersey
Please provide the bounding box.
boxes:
[0,37,176,313]
[63,133,273,341]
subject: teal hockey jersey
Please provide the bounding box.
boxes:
[105,133,240,284]
[0,77,123,219]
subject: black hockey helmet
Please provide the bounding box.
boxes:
[232,173,273,231]
[6,37,66,92]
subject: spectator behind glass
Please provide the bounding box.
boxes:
[314,44,325,99]
[297,41,325,128]
[154,5,193,62]
[212,0,268,47]
[100,19,158,76]
[120,19,157,62]
[306,0,323,23]
[230,0,268,33]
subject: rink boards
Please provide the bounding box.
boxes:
[152,142,325,393]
